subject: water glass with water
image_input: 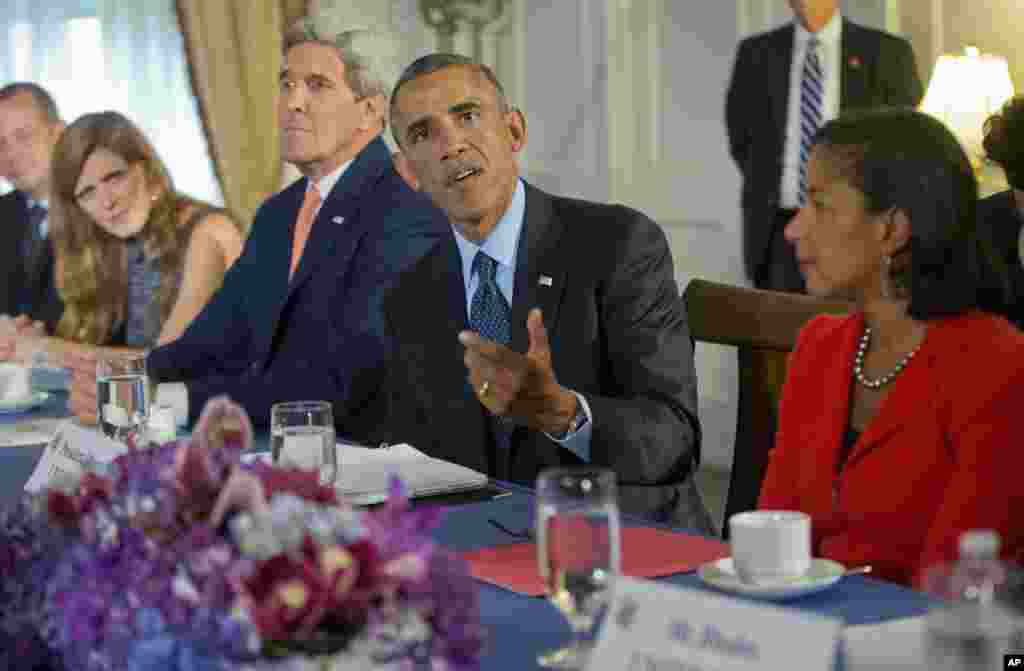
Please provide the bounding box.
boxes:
[96,351,149,445]
[535,466,621,670]
[922,530,1024,670]
[270,400,336,486]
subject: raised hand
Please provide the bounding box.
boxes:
[459,308,577,435]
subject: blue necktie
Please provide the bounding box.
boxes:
[469,251,513,462]
[21,203,47,260]
[798,38,823,206]
[16,203,48,315]
[470,251,511,346]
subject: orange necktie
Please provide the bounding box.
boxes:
[290,183,322,277]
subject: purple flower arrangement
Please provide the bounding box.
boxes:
[0,397,485,671]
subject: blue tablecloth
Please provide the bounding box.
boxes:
[1,389,935,669]
[434,492,934,670]
[0,389,70,505]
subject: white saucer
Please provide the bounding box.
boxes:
[697,557,845,601]
[0,391,50,415]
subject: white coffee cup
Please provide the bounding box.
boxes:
[728,510,811,584]
[0,363,31,402]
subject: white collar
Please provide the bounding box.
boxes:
[309,159,353,199]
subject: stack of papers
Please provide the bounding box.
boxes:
[336,442,489,505]
[244,443,489,506]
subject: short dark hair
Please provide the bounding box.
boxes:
[814,107,1007,320]
[983,95,1024,190]
[389,53,509,147]
[0,82,60,123]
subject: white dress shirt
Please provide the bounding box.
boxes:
[780,12,842,209]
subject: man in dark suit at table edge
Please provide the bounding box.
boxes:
[147,15,447,429]
[0,82,65,331]
[726,0,923,291]
[348,53,713,532]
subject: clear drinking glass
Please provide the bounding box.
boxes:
[921,532,1024,670]
[535,466,621,670]
[270,400,336,486]
[96,351,149,445]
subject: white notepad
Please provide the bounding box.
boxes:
[244,443,489,506]
[336,442,489,505]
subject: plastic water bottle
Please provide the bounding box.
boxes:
[923,530,1023,670]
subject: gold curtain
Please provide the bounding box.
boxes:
[175,0,308,231]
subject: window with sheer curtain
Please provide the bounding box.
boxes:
[0,0,221,204]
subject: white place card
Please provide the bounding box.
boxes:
[24,420,129,493]
[587,578,842,671]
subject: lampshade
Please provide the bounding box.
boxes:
[920,46,1016,162]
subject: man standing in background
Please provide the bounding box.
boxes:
[726,0,922,292]
[0,82,64,330]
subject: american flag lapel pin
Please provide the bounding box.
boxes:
[848,55,862,69]
[332,216,345,224]
[538,275,553,287]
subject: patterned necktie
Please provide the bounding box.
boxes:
[290,183,321,278]
[469,251,511,346]
[22,203,47,260]
[16,203,48,315]
[798,38,823,206]
[469,251,513,460]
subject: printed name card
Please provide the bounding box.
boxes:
[587,578,841,671]
[24,420,129,493]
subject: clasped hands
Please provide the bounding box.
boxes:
[459,308,578,436]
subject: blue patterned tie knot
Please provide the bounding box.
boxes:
[470,251,511,346]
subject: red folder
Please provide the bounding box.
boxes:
[462,526,728,596]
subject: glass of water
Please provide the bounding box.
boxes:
[270,400,336,486]
[536,466,621,670]
[96,351,149,445]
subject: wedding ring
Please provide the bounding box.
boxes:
[478,380,491,398]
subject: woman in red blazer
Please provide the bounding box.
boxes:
[758,108,1024,586]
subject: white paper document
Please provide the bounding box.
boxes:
[588,577,842,671]
[243,442,489,506]
[24,420,129,493]
[335,442,488,505]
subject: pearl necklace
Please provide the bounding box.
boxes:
[853,327,921,389]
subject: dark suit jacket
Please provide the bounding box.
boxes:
[977,190,1024,329]
[147,137,447,428]
[726,19,923,282]
[355,182,713,532]
[0,190,62,330]
[759,311,1024,585]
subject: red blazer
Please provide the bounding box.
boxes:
[759,311,1024,585]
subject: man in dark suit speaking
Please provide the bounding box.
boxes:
[726,0,922,291]
[146,15,446,429]
[362,53,712,530]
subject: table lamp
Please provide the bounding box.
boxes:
[919,46,1016,195]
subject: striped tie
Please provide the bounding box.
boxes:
[798,38,823,206]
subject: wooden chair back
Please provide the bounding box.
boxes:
[683,278,851,536]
